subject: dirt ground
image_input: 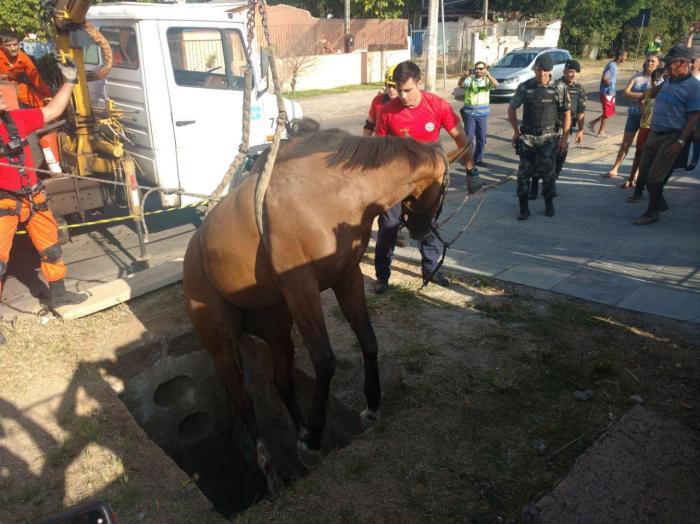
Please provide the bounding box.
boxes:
[0,256,698,523]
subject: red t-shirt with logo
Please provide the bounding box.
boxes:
[374,91,460,142]
[368,93,390,121]
[0,109,45,192]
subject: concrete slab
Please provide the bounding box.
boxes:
[552,268,643,306]
[617,283,700,321]
[497,263,575,290]
[529,407,700,524]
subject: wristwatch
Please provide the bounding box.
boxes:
[677,138,686,146]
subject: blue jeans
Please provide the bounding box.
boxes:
[374,203,442,282]
[460,110,488,163]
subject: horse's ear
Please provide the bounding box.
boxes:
[445,143,470,166]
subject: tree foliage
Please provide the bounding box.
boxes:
[0,0,44,37]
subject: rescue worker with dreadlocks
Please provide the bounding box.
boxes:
[0,57,85,339]
[508,53,571,220]
[0,29,52,109]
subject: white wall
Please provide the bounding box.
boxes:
[278,48,410,92]
[471,20,561,66]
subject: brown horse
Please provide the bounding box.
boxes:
[183,130,465,474]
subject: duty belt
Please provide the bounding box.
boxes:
[520,126,558,136]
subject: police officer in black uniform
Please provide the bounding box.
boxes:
[508,53,571,220]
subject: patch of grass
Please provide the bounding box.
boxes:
[284,82,384,99]
[343,455,369,478]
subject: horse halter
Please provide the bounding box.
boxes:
[400,148,450,227]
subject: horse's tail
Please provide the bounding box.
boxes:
[183,230,246,412]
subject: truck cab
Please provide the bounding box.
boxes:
[82,2,302,207]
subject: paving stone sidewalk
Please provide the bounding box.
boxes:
[387,152,700,323]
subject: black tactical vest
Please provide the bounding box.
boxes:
[521,78,560,130]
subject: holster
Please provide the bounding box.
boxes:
[515,137,536,161]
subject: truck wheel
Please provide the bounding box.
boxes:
[56,216,70,245]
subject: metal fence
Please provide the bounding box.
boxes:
[411,22,496,75]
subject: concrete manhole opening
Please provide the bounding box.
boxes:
[108,330,362,518]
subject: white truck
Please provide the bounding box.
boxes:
[81,1,302,208]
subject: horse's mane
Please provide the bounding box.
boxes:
[278,128,441,172]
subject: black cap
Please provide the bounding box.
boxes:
[534,53,554,71]
[664,45,694,61]
[564,59,581,72]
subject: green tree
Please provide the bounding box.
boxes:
[0,0,43,37]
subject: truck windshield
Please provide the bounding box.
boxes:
[494,52,537,68]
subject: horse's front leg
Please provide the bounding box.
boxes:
[332,264,381,426]
[279,271,335,451]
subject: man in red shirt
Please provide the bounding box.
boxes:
[0,57,84,339]
[373,60,475,294]
[0,29,52,109]
[363,64,399,136]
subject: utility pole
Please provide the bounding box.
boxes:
[345,0,350,37]
[483,0,488,25]
[425,0,439,92]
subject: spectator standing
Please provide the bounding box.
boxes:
[686,21,700,171]
[457,61,498,168]
[587,50,628,137]
[625,68,665,194]
[633,45,700,225]
[373,60,474,293]
[603,53,660,179]
[508,53,571,220]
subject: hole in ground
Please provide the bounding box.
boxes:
[154,375,195,408]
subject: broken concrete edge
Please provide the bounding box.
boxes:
[55,258,185,320]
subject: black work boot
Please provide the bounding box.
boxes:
[544,197,555,217]
[518,195,530,221]
[48,279,88,314]
[528,178,539,200]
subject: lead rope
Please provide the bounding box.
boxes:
[254,0,287,250]
[206,0,257,214]
[421,167,514,289]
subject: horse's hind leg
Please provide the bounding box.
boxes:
[183,235,271,483]
[277,270,335,451]
[332,264,381,426]
[243,306,308,442]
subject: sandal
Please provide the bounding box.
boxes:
[602,172,618,178]
[620,180,633,188]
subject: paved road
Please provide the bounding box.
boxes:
[2,73,699,323]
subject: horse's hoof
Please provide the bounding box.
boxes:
[297,440,322,470]
[256,439,281,494]
[360,408,380,430]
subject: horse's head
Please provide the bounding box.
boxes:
[401,143,470,240]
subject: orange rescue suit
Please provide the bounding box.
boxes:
[0,49,51,108]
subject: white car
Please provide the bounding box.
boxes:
[489,47,572,98]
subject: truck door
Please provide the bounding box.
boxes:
[160,23,253,204]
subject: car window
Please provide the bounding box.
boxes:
[167,27,248,90]
[493,52,538,68]
[102,27,139,69]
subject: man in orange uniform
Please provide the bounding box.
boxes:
[0,57,84,341]
[0,29,52,109]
